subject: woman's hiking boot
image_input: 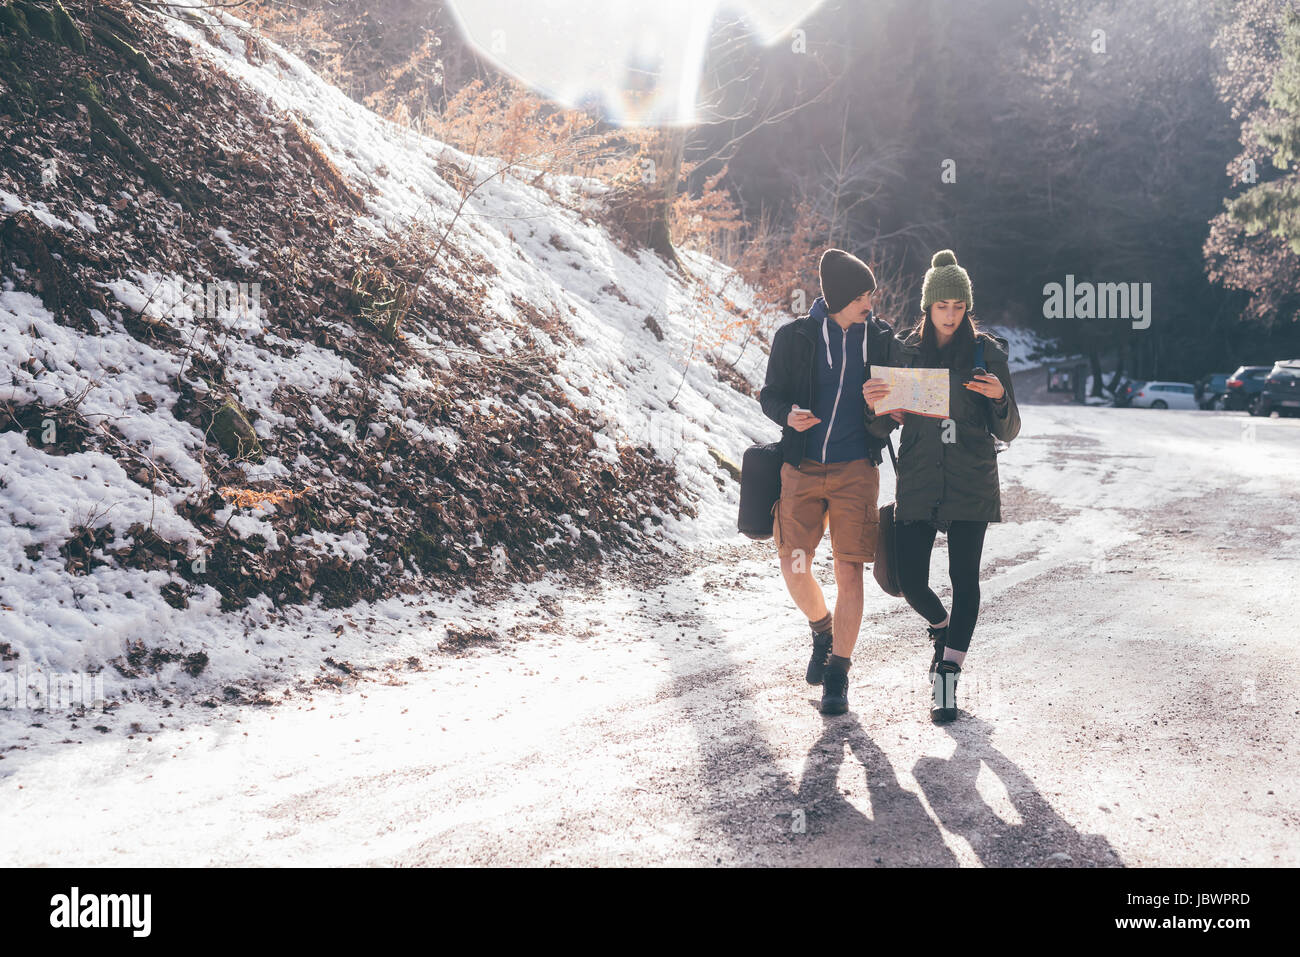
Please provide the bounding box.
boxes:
[931,659,960,723]
[806,626,834,685]
[927,624,948,682]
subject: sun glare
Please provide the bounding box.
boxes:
[444,0,826,126]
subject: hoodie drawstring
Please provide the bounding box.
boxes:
[820,313,872,369]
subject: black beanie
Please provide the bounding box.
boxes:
[818,248,877,314]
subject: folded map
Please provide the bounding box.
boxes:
[869,366,950,418]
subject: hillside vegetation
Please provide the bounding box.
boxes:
[0,0,775,680]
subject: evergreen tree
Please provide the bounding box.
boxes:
[1227,11,1300,253]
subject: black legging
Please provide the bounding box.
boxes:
[896,520,988,653]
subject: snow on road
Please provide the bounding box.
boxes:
[2,403,1298,866]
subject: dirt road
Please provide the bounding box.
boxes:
[2,404,1298,866]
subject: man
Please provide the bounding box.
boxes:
[758,248,903,715]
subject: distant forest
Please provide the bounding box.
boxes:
[245,0,1300,383]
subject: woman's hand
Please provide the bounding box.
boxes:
[964,372,1005,401]
[787,406,821,432]
[863,378,892,413]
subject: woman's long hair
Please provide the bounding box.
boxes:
[911,305,981,369]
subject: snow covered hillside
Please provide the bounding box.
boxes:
[987,325,1068,373]
[0,2,781,689]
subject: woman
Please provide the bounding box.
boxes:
[863,250,1021,722]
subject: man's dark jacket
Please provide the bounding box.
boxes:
[759,302,907,468]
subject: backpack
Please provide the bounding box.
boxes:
[973,338,1014,454]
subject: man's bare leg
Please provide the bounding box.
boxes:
[830,558,864,658]
[779,548,829,622]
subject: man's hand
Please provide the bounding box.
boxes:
[863,378,892,413]
[787,407,821,432]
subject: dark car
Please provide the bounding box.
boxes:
[1112,378,1145,408]
[1224,365,1271,412]
[1258,360,1300,417]
[1195,372,1231,410]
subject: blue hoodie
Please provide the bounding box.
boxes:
[803,297,870,464]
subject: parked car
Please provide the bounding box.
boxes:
[1224,365,1271,411]
[1257,360,1300,417]
[1131,381,1199,410]
[1195,372,1232,410]
[1112,378,1146,408]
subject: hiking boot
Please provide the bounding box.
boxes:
[927,624,948,682]
[820,663,849,715]
[931,659,960,723]
[806,627,834,685]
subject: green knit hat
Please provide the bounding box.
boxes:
[920,249,973,311]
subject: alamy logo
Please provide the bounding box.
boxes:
[0,667,105,711]
[1042,275,1151,329]
[143,278,262,325]
[49,887,151,937]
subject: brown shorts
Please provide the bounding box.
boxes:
[773,457,880,564]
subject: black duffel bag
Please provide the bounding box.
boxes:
[737,442,783,540]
